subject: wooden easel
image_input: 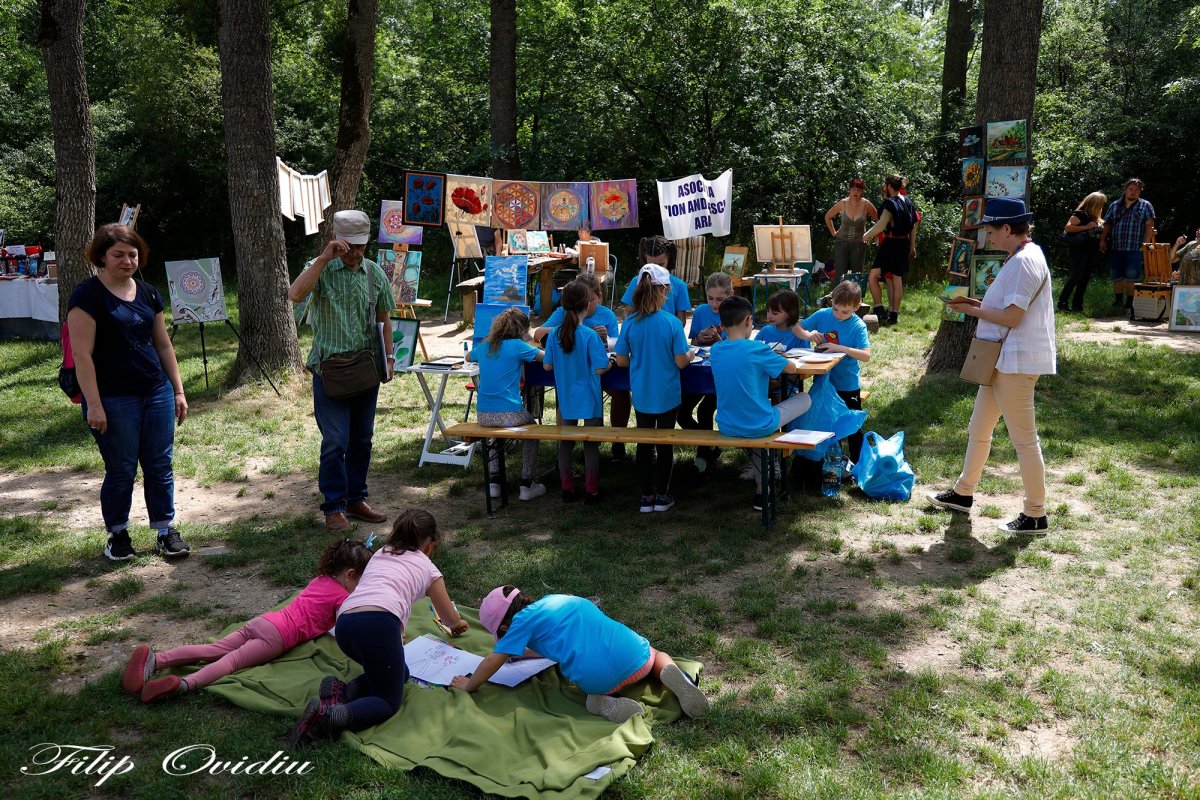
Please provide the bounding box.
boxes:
[390,243,430,360]
[119,203,141,229]
[768,216,796,270]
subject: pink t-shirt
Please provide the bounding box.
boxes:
[260,575,349,650]
[337,548,443,628]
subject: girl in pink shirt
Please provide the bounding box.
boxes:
[290,508,469,747]
[123,538,371,703]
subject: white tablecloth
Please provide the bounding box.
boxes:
[0,279,59,323]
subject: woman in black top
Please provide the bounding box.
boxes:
[67,225,191,561]
[1057,191,1107,313]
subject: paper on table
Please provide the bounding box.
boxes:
[774,429,835,446]
[502,426,528,432]
[404,634,555,687]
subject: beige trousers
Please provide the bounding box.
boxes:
[954,372,1047,517]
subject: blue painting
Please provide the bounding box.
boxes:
[402,172,446,227]
[483,255,528,305]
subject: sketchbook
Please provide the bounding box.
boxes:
[774,430,835,446]
[404,634,556,687]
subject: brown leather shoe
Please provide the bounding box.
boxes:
[325,512,351,532]
[345,501,387,524]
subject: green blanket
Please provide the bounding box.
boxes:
[197,606,701,799]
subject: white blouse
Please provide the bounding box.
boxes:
[976,243,1057,376]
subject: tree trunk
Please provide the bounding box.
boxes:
[926,0,1043,375]
[490,0,520,179]
[39,0,95,322]
[216,0,303,383]
[936,0,975,196]
[317,0,378,250]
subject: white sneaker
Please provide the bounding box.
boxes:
[518,482,546,501]
[585,694,645,723]
[659,663,710,717]
[489,483,502,499]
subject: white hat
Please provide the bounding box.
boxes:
[332,210,371,245]
[637,263,671,286]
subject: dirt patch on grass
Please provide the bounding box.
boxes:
[1062,317,1200,353]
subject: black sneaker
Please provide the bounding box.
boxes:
[289,698,330,748]
[873,305,887,324]
[583,489,605,506]
[997,513,1049,534]
[926,489,973,513]
[104,534,137,562]
[888,311,899,325]
[155,527,191,558]
[562,489,578,503]
[753,493,763,512]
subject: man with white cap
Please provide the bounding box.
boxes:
[288,210,396,531]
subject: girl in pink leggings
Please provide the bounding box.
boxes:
[122,538,371,702]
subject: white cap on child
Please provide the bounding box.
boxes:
[637,263,671,286]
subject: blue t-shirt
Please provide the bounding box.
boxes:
[544,303,619,338]
[755,324,807,352]
[614,310,689,414]
[469,338,540,413]
[494,595,651,695]
[621,275,692,316]
[543,324,608,420]
[688,304,727,342]
[800,308,869,391]
[68,277,167,397]
[710,338,790,438]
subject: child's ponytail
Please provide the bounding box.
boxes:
[384,508,440,553]
[631,273,666,319]
[317,537,372,577]
[556,280,590,354]
[485,307,530,355]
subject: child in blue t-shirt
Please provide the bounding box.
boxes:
[613,264,693,513]
[754,289,808,405]
[450,586,710,724]
[680,272,733,473]
[790,280,872,461]
[467,307,547,501]
[543,280,613,504]
[533,272,619,344]
[711,295,811,510]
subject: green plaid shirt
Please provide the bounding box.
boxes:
[300,257,396,370]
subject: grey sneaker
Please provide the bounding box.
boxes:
[585,694,645,724]
[155,527,190,558]
[660,663,710,718]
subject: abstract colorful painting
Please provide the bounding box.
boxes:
[165,258,228,324]
[492,181,541,230]
[986,119,1028,162]
[961,158,985,196]
[961,196,985,229]
[959,125,984,159]
[379,250,423,304]
[378,199,424,244]
[948,237,975,277]
[445,175,492,225]
[539,182,590,230]
[941,285,970,322]
[483,255,529,305]
[985,166,1028,199]
[589,179,639,231]
[402,172,446,227]
[971,254,1005,299]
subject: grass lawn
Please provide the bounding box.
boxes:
[2,282,1199,799]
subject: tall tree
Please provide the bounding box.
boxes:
[216,0,302,382]
[317,0,378,248]
[39,0,95,320]
[936,0,976,194]
[926,0,1044,375]
[490,0,520,178]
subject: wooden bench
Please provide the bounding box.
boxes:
[443,422,829,528]
[456,277,486,323]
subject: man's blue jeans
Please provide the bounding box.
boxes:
[82,379,176,533]
[312,374,379,514]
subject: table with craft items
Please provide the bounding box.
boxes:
[0,277,59,340]
[401,362,479,468]
[525,253,574,318]
[750,268,809,313]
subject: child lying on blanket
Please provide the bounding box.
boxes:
[123,538,371,703]
[450,586,710,723]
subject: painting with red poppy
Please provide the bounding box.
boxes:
[492,181,541,230]
[589,179,639,231]
[444,175,493,225]
[539,182,590,230]
[402,171,446,227]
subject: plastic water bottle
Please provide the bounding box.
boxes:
[821,448,843,498]
[585,256,596,274]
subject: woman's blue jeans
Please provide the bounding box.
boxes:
[82,379,176,534]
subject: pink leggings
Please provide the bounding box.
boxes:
[154,616,285,690]
[603,647,674,694]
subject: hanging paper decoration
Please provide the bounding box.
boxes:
[402,171,447,227]
[378,199,424,244]
[276,158,332,235]
[445,175,493,225]
[589,179,639,230]
[539,182,590,231]
[492,181,541,230]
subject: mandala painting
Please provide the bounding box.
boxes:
[378,199,424,244]
[165,258,228,324]
[492,181,541,230]
[539,182,590,230]
[589,179,639,230]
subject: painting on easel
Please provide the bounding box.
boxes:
[379,250,423,304]
[166,258,228,324]
[752,223,812,267]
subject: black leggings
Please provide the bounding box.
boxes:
[837,389,864,464]
[1058,244,1098,311]
[635,407,678,497]
[678,393,718,461]
[335,611,408,731]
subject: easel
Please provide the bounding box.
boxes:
[752,217,811,312]
[119,204,141,229]
[389,243,430,361]
[443,227,482,321]
[768,216,796,269]
[169,317,281,396]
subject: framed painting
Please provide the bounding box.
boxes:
[525,231,551,253]
[959,125,984,159]
[540,182,590,230]
[380,250,423,305]
[971,254,1005,299]
[483,255,529,305]
[492,181,541,230]
[722,245,750,276]
[447,222,483,259]
[165,258,228,324]
[948,237,975,277]
[401,172,446,227]
[506,229,529,254]
[961,158,985,196]
[986,119,1028,162]
[1168,286,1200,331]
[941,284,970,322]
[378,199,424,244]
[390,318,421,370]
[589,179,639,231]
[445,175,492,225]
[986,166,1028,199]
[961,196,985,230]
